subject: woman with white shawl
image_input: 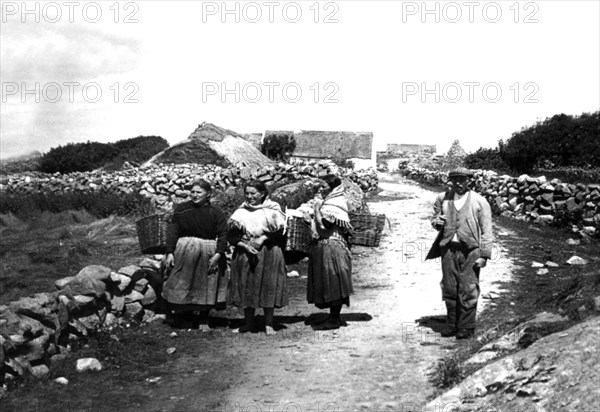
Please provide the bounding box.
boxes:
[228,180,288,335]
[307,174,354,330]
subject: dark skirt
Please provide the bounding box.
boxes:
[229,243,288,309]
[307,238,353,308]
[162,237,228,311]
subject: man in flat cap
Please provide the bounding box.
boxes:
[426,167,493,339]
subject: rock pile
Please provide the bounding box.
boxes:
[403,165,600,237]
[0,258,165,386]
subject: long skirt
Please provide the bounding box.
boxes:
[229,244,288,309]
[307,238,353,309]
[162,237,228,312]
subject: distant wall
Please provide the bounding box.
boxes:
[386,144,436,154]
[403,164,600,235]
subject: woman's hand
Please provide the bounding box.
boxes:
[238,241,259,255]
[474,257,488,269]
[164,253,174,269]
[208,253,221,273]
[249,235,267,250]
[313,198,324,210]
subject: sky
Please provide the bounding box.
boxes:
[1,0,599,160]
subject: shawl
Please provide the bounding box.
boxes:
[228,198,286,238]
[319,185,353,231]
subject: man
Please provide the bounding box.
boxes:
[426,167,493,339]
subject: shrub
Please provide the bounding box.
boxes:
[261,132,296,162]
[464,147,511,173]
[39,136,170,173]
[40,142,118,173]
[501,111,600,173]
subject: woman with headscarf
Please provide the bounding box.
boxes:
[307,174,354,330]
[228,180,288,335]
[162,178,228,331]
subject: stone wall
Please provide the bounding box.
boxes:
[0,161,379,212]
[0,259,165,384]
[402,164,600,237]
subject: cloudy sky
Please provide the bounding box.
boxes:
[1,0,599,160]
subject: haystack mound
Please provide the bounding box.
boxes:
[146,122,273,168]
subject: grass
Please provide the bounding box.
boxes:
[0,211,142,305]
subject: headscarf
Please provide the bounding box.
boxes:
[228,198,286,238]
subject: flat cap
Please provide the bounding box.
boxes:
[448,167,472,178]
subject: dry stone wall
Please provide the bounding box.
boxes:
[0,161,378,212]
[403,164,600,237]
[0,259,165,385]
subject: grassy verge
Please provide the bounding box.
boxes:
[0,211,143,304]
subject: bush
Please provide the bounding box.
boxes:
[39,136,169,173]
[501,111,600,173]
[464,147,511,173]
[40,142,118,173]
[261,132,296,162]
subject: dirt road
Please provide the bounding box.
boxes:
[135,174,516,412]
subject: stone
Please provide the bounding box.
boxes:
[482,291,500,300]
[134,278,149,293]
[73,295,95,305]
[566,238,580,246]
[60,276,106,298]
[287,271,300,278]
[76,265,112,282]
[139,258,161,271]
[536,268,549,275]
[55,276,76,290]
[22,331,51,361]
[125,302,144,320]
[77,313,102,331]
[111,273,132,292]
[566,256,588,265]
[535,215,554,225]
[111,295,125,313]
[5,356,32,376]
[104,313,118,327]
[581,226,596,236]
[531,262,545,268]
[0,311,45,341]
[118,265,146,283]
[76,357,102,372]
[31,364,50,380]
[8,293,58,322]
[125,290,144,303]
[54,377,69,385]
[50,354,68,368]
[141,286,157,306]
[545,261,559,268]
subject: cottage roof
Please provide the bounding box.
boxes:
[147,122,274,168]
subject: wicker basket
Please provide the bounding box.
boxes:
[349,212,386,247]
[135,214,169,255]
[285,216,313,254]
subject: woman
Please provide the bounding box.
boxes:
[162,178,228,331]
[228,180,288,335]
[307,174,354,330]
